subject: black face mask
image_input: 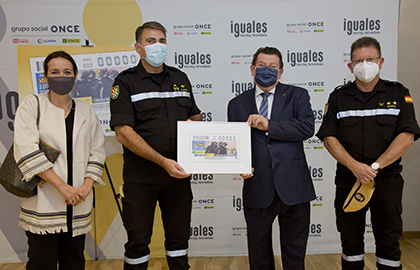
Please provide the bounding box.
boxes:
[47,76,75,95]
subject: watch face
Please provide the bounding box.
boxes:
[372,163,380,170]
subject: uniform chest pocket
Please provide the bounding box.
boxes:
[377,115,398,127]
[134,99,160,112]
[337,117,357,145]
[176,97,192,108]
[338,117,357,128]
[377,115,398,144]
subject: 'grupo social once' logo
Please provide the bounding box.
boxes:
[231,20,267,38]
[343,18,380,35]
[174,52,211,69]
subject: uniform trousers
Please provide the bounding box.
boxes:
[25,230,86,270]
[122,180,192,270]
[335,173,404,270]
[244,192,310,270]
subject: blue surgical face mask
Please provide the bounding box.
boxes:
[254,66,279,88]
[140,43,168,67]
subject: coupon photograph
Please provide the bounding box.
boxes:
[178,121,251,174]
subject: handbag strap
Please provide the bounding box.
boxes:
[33,95,40,128]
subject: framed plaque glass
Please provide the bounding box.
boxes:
[177,121,251,174]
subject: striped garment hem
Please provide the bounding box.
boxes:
[17,149,53,181]
[86,162,105,185]
[20,210,92,236]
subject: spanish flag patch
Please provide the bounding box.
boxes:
[404,96,413,103]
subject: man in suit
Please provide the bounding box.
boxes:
[227,46,316,270]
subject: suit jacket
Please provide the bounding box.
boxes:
[228,83,316,208]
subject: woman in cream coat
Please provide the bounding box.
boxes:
[14,51,105,270]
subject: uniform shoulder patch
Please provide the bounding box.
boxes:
[405,95,413,104]
[111,85,120,100]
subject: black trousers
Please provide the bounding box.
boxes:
[244,193,310,270]
[335,173,404,270]
[25,230,86,270]
[122,180,192,270]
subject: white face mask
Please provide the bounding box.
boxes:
[353,61,380,83]
[140,43,168,67]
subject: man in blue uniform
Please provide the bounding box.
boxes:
[110,21,201,270]
[228,46,316,270]
[316,36,420,270]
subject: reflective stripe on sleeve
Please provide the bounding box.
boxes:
[342,253,365,262]
[337,108,400,119]
[124,254,150,265]
[376,256,401,267]
[131,91,190,102]
[166,249,188,257]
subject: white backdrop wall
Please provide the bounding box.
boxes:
[0,0,403,263]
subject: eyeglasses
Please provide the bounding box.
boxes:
[352,57,380,66]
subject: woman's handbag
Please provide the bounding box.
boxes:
[0,95,60,198]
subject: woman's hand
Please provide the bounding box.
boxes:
[74,178,95,206]
[56,182,81,205]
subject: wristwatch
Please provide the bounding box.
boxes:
[371,162,381,172]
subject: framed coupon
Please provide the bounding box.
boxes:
[177,121,251,174]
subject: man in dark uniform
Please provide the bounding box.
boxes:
[109,21,201,270]
[316,37,420,270]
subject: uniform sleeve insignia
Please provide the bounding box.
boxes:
[405,96,413,103]
[323,103,329,116]
[111,85,120,100]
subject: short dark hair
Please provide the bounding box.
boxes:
[43,50,78,75]
[135,21,167,43]
[350,36,381,60]
[252,47,283,68]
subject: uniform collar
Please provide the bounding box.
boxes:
[346,78,386,96]
[136,60,170,80]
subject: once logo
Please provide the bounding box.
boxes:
[195,24,211,30]
[51,24,80,33]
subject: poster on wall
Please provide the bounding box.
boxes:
[27,50,140,135]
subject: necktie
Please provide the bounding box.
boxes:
[259,92,271,118]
